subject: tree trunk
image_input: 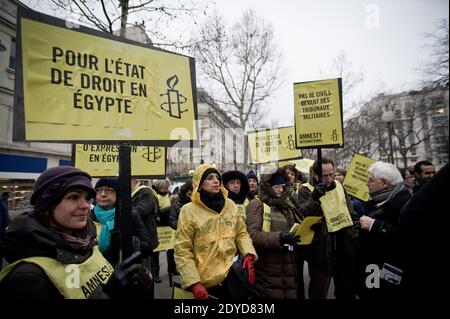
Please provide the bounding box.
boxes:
[120,0,129,37]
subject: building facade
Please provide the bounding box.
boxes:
[346,88,449,169]
[1,0,73,210]
[167,88,247,179]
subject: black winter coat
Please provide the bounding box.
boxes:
[358,188,412,269]
[131,187,159,251]
[169,193,191,230]
[399,164,448,299]
[0,212,109,299]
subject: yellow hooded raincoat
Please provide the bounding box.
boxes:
[174,164,257,289]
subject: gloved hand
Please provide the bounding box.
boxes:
[104,253,154,300]
[279,231,301,246]
[311,183,327,201]
[191,282,209,299]
[242,254,255,285]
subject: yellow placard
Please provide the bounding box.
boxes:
[290,216,322,245]
[154,226,176,252]
[343,154,377,202]
[247,126,302,164]
[293,78,343,148]
[17,11,198,143]
[73,144,166,177]
[173,284,194,299]
[279,158,315,174]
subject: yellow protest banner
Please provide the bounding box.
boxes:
[279,158,315,174]
[14,8,198,145]
[247,126,302,164]
[293,78,343,148]
[73,144,166,178]
[154,226,176,252]
[343,154,377,202]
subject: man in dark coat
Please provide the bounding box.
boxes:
[413,160,435,193]
[358,161,412,299]
[131,179,159,280]
[399,163,448,299]
[298,158,359,299]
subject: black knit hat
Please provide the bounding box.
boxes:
[31,166,95,213]
[269,173,287,186]
[199,168,221,187]
[246,170,258,182]
[95,178,120,194]
[222,171,246,185]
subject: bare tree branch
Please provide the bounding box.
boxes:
[418,18,449,90]
[192,9,283,133]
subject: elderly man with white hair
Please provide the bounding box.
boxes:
[357,161,412,299]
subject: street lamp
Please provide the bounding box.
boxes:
[381,110,395,164]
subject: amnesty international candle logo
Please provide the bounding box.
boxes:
[142,146,162,162]
[160,75,188,119]
[331,129,339,142]
[287,134,296,150]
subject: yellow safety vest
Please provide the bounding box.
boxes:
[132,185,152,198]
[147,186,171,209]
[0,246,113,299]
[156,193,171,209]
[261,202,272,232]
[236,198,250,220]
[302,182,353,232]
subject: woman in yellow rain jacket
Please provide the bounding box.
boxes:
[174,163,257,299]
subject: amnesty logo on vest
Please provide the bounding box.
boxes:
[247,126,302,164]
[293,78,343,148]
[13,7,198,145]
[0,246,113,299]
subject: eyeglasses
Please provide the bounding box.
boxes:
[367,178,383,184]
[96,187,116,194]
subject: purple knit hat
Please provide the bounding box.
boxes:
[31,166,96,213]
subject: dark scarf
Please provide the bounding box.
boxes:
[61,231,94,252]
[258,183,299,226]
[258,184,295,210]
[228,190,246,204]
[200,189,225,213]
[370,183,407,207]
[179,191,192,205]
[247,191,257,201]
[153,186,168,196]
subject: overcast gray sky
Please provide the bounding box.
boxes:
[23,0,449,127]
[210,0,449,126]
